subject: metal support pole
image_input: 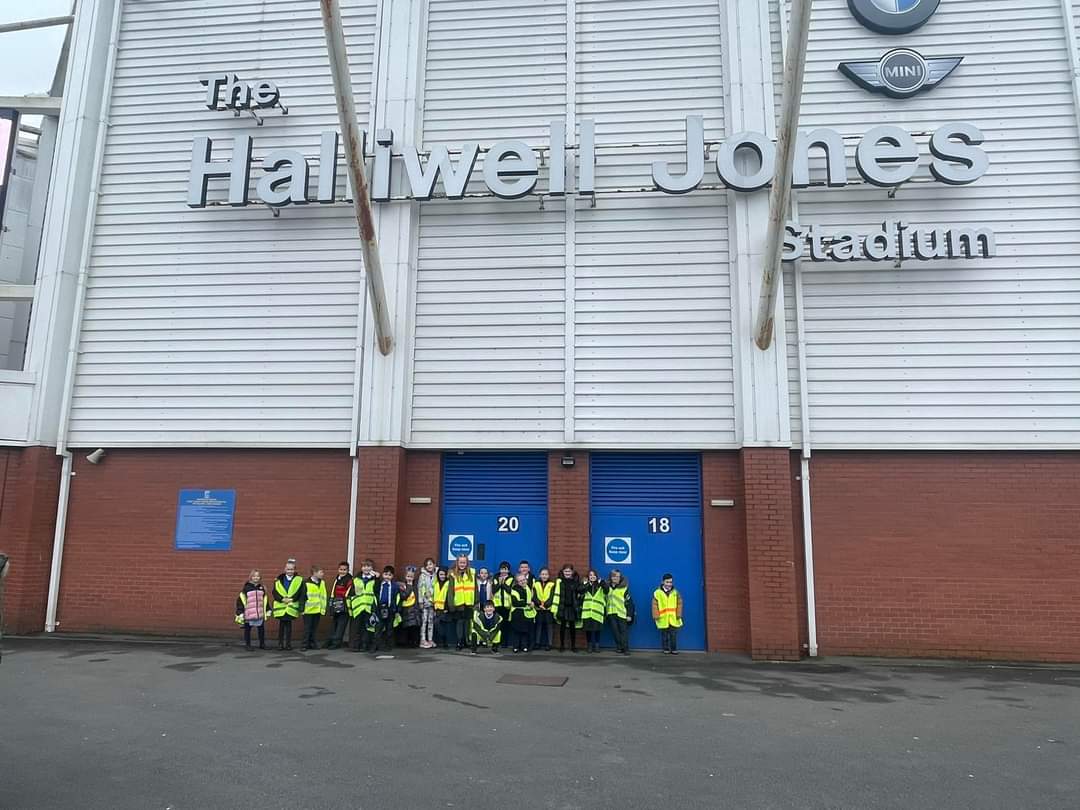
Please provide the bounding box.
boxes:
[0,15,74,35]
[753,0,812,350]
[319,0,394,355]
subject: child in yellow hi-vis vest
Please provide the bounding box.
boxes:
[272,559,305,651]
[470,600,503,654]
[652,573,684,655]
[302,566,327,650]
[579,569,606,653]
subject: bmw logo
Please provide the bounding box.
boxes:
[848,0,941,35]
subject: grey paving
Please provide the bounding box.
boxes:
[1,637,1077,810]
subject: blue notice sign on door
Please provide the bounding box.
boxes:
[175,489,236,550]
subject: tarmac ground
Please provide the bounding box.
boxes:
[1,636,1078,809]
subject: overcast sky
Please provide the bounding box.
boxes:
[0,1,73,96]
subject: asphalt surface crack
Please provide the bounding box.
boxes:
[432,693,489,710]
[298,686,336,699]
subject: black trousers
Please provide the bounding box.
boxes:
[303,614,320,648]
[277,618,294,647]
[328,612,349,646]
[396,624,420,647]
[373,617,395,652]
[513,629,531,651]
[453,611,471,648]
[351,613,373,650]
[558,620,578,650]
[661,628,679,652]
[608,616,629,652]
[534,613,553,648]
[243,623,265,647]
[436,617,455,648]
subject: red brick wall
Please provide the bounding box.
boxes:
[741,447,801,660]
[811,451,1080,662]
[56,449,352,636]
[702,451,750,652]
[0,446,62,634]
[355,446,404,567]
[548,451,589,572]
[395,450,442,568]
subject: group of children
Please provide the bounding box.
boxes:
[235,554,685,656]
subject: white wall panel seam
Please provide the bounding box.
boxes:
[352,0,388,453]
[563,0,577,444]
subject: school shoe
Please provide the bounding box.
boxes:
[544,645,552,652]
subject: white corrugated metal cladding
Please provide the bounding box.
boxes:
[71,0,378,447]
[413,0,732,447]
[69,0,1080,450]
[780,0,1080,448]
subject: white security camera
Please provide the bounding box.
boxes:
[86,449,106,464]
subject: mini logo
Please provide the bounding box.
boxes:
[848,0,941,35]
[839,49,962,98]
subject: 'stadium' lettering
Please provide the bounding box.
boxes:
[783,220,997,263]
[186,118,990,208]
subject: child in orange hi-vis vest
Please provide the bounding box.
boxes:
[652,573,684,655]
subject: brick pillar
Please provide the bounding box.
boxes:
[547,451,589,571]
[702,451,750,652]
[355,446,406,568]
[397,451,442,566]
[741,447,801,661]
[0,446,62,634]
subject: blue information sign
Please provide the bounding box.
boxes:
[604,536,632,565]
[175,489,236,551]
[448,533,474,560]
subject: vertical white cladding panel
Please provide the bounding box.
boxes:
[781,0,1080,447]
[770,0,803,446]
[69,0,378,447]
[573,0,734,445]
[0,150,36,371]
[412,0,568,445]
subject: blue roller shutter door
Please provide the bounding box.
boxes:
[442,452,549,573]
[590,453,706,650]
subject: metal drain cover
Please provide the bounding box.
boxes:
[497,674,568,687]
